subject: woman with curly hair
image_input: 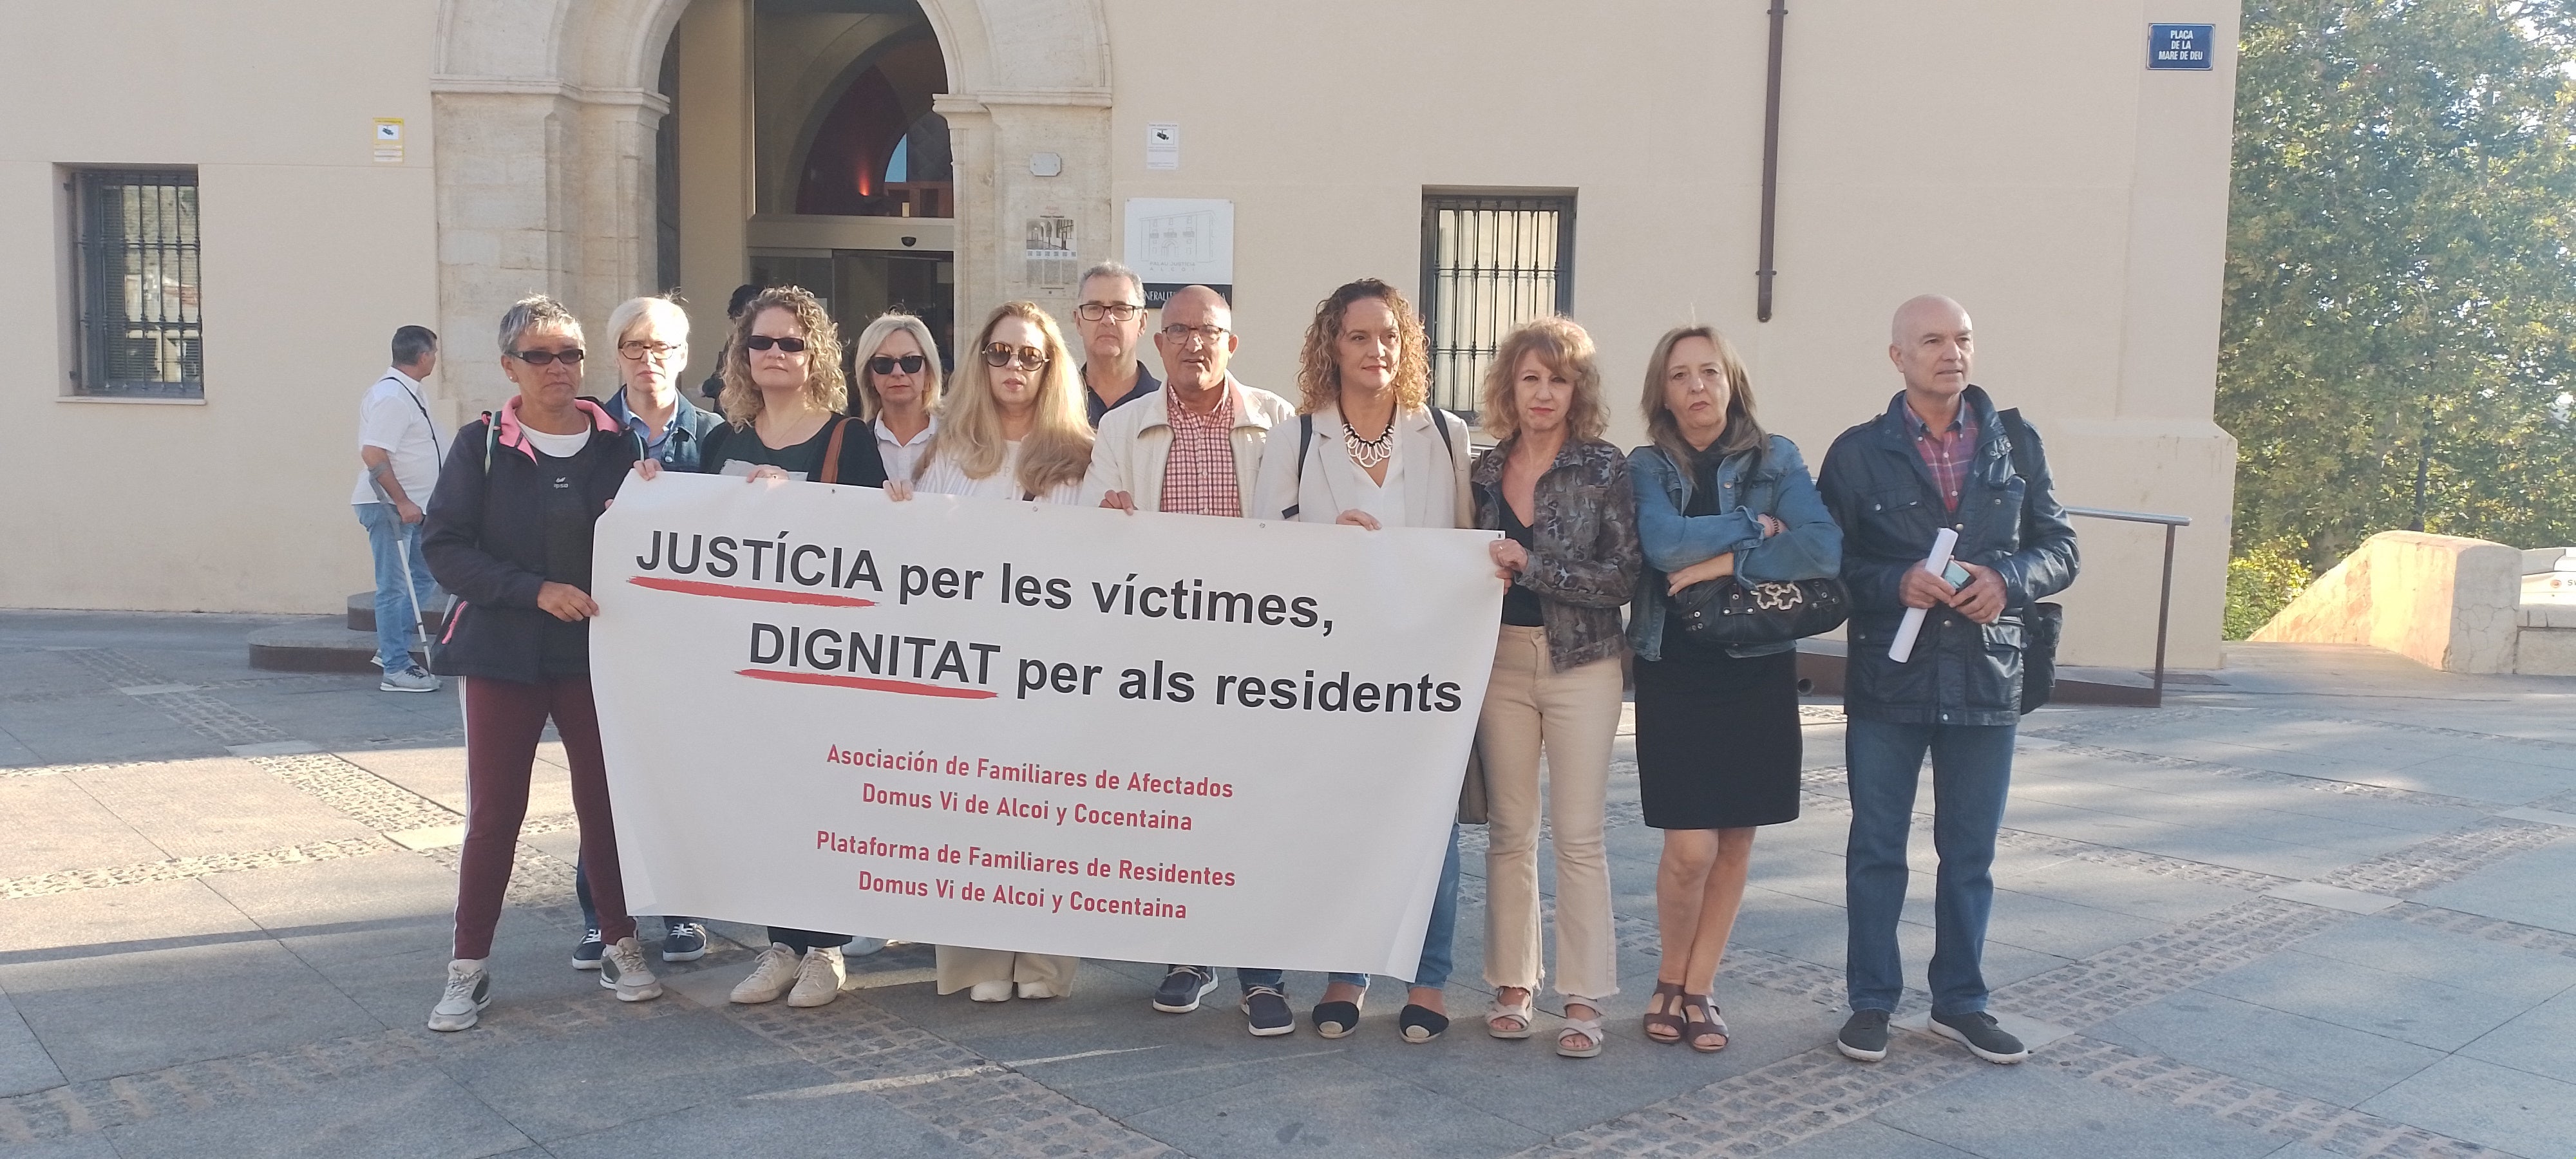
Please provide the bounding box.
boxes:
[1243,278,1475,1043]
[631,285,889,1012]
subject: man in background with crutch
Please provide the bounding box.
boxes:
[353,325,446,693]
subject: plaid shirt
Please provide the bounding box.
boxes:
[1157,386,1240,516]
[1903,402,1978,513]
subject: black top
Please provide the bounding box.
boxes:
[1499,500,1546,627]
[533,444,599,677]
[698,415,889,486]
[1659,448,1736,659]
[1083,360,1162,427]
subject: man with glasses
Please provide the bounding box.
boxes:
[1077,284,1297,1024]
[352,325,445,692]
[1073,261,1159,426]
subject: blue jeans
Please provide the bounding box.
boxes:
[1844,719,2015,1017]
[572,858,701,939]
[354,503,437,671]
[1240,823,1458,994]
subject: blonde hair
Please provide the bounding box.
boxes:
[1641,325,1768,498]
[1479,316,1607,442]
[918,301,1091,496]
[606,294,689,349]
[1294,278,1430,415]
[849,312,943,420]
[719,286,847,428]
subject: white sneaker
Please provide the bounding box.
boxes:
[730,943,801,1004]
[1016,981,1061,1000]
[428,959,491,1032]
[786,947,846,1008]
[968,980,1013,1003]
[380,663,440,693]
[599,936,663,1003]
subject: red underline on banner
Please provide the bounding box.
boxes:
[629,577,876,607]
[737,669,999,699]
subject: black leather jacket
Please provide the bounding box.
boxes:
[1817,386,2078,725]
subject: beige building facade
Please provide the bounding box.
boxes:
[0,0,2244,670]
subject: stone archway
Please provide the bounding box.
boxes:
[431,0,1111,415]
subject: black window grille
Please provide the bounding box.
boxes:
[72,169,203,398]
[1419,194,1574,418]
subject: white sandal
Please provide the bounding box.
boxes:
[1557,1012,1605,1059]
[1486,989,1536,1039]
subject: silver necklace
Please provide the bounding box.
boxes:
[1343,413,1396,469]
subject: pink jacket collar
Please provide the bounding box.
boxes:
[492,395,619,462]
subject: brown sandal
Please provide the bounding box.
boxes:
[1643,981,1687,1045]
[1682,994,1729,1053]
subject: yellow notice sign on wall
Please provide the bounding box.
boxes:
[374,118,404,164]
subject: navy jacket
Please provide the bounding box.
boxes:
[605,388,724,472]
[1817,386,2077,725]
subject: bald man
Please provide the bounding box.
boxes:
[1075,284,1298,1024]
[1815,295,2078,1066]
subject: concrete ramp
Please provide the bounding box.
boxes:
[2253,531,2570,675]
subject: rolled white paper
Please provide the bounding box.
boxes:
[1886,527,1960,663]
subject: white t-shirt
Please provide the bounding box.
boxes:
[875,415,938,482]
[915,439,1080,505]
[349,369,445,505]
[521,426,592,458]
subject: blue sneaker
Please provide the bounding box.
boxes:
[571,927,604,970]
[661,921,708,963]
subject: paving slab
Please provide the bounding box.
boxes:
[0,987,67,1098]
[2358,1053,2576,1159]
[68,756,376,856]
[0,876,261,959]
[540,1086,956,1159]
[2412,834,2576,934]
[0,775,166,878]
[0,937,383,1081]
[442,1007,835,1143]
[2294,912,2576,1005]
[2090,989,2444,1106]
[1871,1058,2286,1159]
[2458,986,2576,1086]
[198,847,460,928]
[1764,1118,1981,1158]
[2196,949,2540,1053]
[1122,1052,1548,1157]
[102,1064,533,1159]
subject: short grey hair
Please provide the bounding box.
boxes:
[606,294,690,348]
[1077,261,1143,303]
[497,295,582,355]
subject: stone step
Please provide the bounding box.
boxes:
[249,617,419,674]
[346,590,452,634]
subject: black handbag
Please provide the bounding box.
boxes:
[1671,575,1850,645]
[2019,602,2062,713]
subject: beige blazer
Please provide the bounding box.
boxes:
[1250,402,1474,530]
[1075,379,1296,514]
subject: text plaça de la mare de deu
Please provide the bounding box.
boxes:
[633,528,1470,711]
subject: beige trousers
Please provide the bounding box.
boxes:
[1477,625,1624,1003]
[934,947,1081,995]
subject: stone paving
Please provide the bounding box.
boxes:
[2,609,2573,1158]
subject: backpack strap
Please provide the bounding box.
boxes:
[1282,413,1315,520]
[1431,407,1457,464]
[818,415,853,485]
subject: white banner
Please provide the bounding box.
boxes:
[590,473,1500,976]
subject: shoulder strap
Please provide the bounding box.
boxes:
[818,415,853,485]
[1431,408,1457,464]
[1999,408,2036,482]
[480,411,497,475]
[1282,413,1315,520]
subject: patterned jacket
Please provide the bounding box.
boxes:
[1471,437,1642,669]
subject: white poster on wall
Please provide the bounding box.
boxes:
[589,473,1498,975]
[1122,198,1233,308]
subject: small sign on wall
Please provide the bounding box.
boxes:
[2148,24,2216,70]
[1146,123,1179,171]
[1123,198,1233,308]
[1025,216,1077,289]
[374,118,404,163]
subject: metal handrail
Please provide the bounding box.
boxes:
[2061,505,2193,702]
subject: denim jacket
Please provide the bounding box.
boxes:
[1627,434,1842,661]
[1470,437,1642,670]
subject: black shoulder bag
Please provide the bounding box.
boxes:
[1667,449,1850,645]
[2000,408,2061,713]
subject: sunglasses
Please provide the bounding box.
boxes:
[981,344,1050,372]
[744,335,809,353]
[511,348,584,366]
[868,354,928,375]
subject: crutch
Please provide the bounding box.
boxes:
[370,478,433,661]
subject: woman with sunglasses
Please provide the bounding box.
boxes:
[632,285,889,1011]
[887,300,1092,1003]
[850,312,943,480]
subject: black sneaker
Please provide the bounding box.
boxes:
[1931,1010,2028,1064]
[661,921,708,963]
[1153,965,1218,1013]
[1242,985,1295,1037]
[571,927,604,970]
[1837,1008,1891,1062]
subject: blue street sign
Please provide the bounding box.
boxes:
[2148,23,2217,70]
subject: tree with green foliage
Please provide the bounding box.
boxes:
[2222,0,2576,574]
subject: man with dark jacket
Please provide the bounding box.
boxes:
[1816,295,2078,1066]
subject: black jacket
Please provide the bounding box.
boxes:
[422,399,639,683]
[1817,386,2078,725]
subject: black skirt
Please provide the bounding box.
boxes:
[1634,646,1802,829]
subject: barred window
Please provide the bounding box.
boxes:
[71,169,202,398]
[1419,194,1574,419]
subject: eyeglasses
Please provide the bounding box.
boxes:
[743,335,808,353]
[981,344,1050,371]
[868,354,927,375]
[619,340,684,362]
[1074,302,1143,322]
[510,348,584,366]
[1160,323,1229,346]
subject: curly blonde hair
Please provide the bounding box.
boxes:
[719,286,847,427]
[1479,316,1607,442]
[1294,279,1430,415]
[916,301,1092,496]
